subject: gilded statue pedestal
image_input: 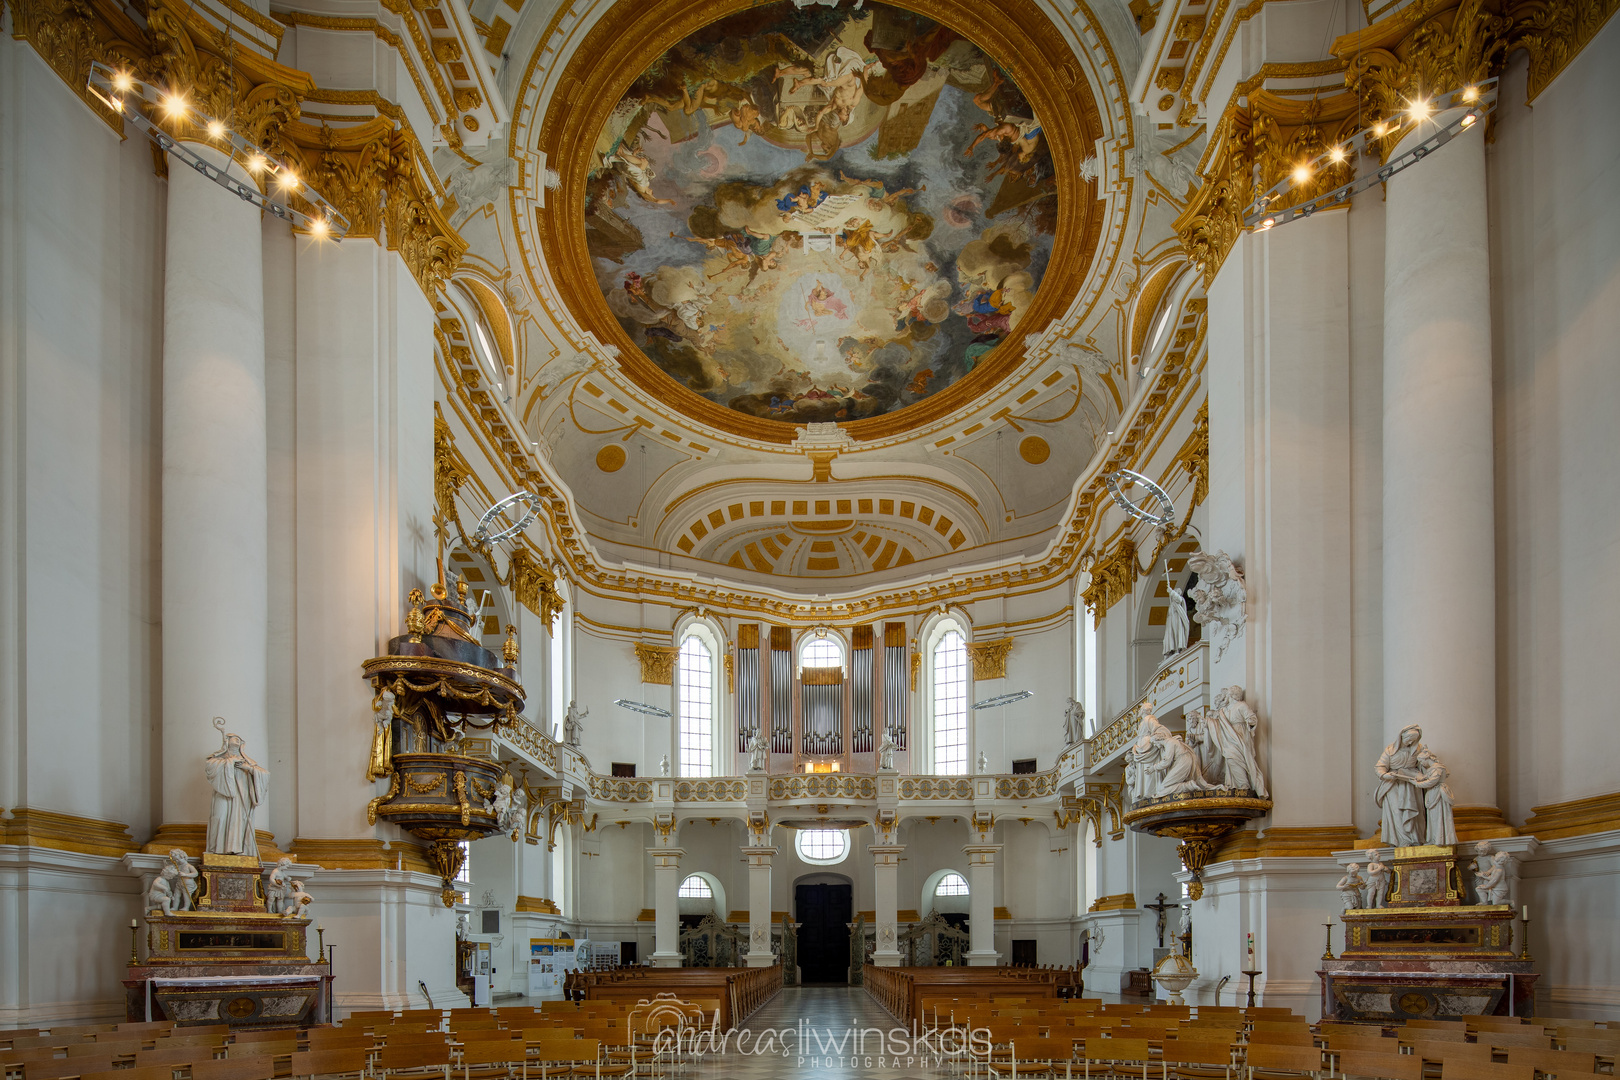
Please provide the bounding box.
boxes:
[1319,845,1536,1022]
[125,855,330,1028]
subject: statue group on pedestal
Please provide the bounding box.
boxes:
[205,718,267,859]
[145,849,199,915]
[1126,686,1267,803]
[1374,725,1456,847]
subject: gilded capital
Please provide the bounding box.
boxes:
[964,637,1014,681]
[634,643,679,685]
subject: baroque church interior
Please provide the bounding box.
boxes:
[2,0,1618,1058]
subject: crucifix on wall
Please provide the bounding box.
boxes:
[1143,892,1175,949]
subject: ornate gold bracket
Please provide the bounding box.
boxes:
[635,643,678,685]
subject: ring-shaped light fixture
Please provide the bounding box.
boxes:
[974,690,1034,710]
[1105,469,1177,528]
[471,491,539,547]
[614,699,671,718]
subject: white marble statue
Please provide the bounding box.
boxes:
[976,751,989,774]
[265,857,295,914]
[1185,551,1247,660]
[1364,851,1390,909]
[1128,711,1214,801]
[1163,574,1190,658]
[1472,840,1515,906]
[659,754,671,777]
[1062,697,1086,746]
[563,700,587,749]
[506,785,528,839]
[146,866,179,915]
[279,880,313,917]
[1190,686,1267,796]
[1336,862,1366,911]
[1374,725,1455,848]
[747,731,769,772]
[169,849,199,912]
[876,732,897,771]
[456,913,470,940]
[487,778,524,838]
[204,719,268,859]
[1415,749,1458,845]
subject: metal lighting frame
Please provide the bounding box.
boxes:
[86,61,350,237]
[1245,81,1499,232]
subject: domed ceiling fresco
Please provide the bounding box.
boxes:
[583,1,1059,425]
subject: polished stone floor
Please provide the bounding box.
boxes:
[683,986,943,1080]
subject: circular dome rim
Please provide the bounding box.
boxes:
[528,0,1107,444]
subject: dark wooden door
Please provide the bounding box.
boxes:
[1012,939,1036,966]
[794,882,852,984]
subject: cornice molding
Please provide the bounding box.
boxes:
[0,807,136,858]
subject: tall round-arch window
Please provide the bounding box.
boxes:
[933,630,969,774]
[678,635,714,776]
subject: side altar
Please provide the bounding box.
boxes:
[1318,726,1536,1022]
[124,722,331,1028]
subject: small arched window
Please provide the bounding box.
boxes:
[935,872,969,896]
[932,629,969,774]
[677,634,714,776]
[678,875,712,898]
[800,636,842,671]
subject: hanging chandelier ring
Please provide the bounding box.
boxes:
[1105,469,1177,529]
[471,491,539,547]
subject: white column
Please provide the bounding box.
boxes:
[1382,115,1496,809]
[160,147,268,834]
[648,846,684,967]
[870,844,905,967]
[744,844,777,967]
[963,844,1000,966]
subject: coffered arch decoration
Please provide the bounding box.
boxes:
[654,480,988,579]
[528,0,1107,444]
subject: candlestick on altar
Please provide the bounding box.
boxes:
[128,918,139,966]
[1321,923,1335,961]
[1242,969,1261,1008]
[1519,911,1532,961]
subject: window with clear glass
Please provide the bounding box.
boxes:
[678,635,714,777]
[933,630,968,774]
[796,829,848,864]
[801,636,841,670]
[678,875,712,898]
[936,872,969,896]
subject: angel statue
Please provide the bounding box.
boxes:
[205,718,268,859]
[169,849,199,912]
[1336,863,1366,912]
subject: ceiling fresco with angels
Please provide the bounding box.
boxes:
[584,1,1059,425]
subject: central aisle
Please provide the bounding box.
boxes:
[689,985,937,1080]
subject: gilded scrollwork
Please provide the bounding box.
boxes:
[1081,539,1138,616]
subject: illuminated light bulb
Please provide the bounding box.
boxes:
[309,217,329,238]
[1460,111,1477,128]
[1372,122,1387,138]
[1259,216,1275,231]
[1328,145,1347,164]
[113,71,134,92]
[1292,163,1311,185]
[1409,99,1431,121]
[161,94,187,118]
[280,171,300,191]
[206,119,226,139]
[247,154,267,173]
[1462,86,1479,102]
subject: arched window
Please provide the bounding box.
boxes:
[678,875,712,898]
[935,872,969,896]
[796,829,848,864]
[677,634,714,776]
[932,629,969,774]
[800,636,842,670]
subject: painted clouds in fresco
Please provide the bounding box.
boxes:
[585,1,1057,424]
